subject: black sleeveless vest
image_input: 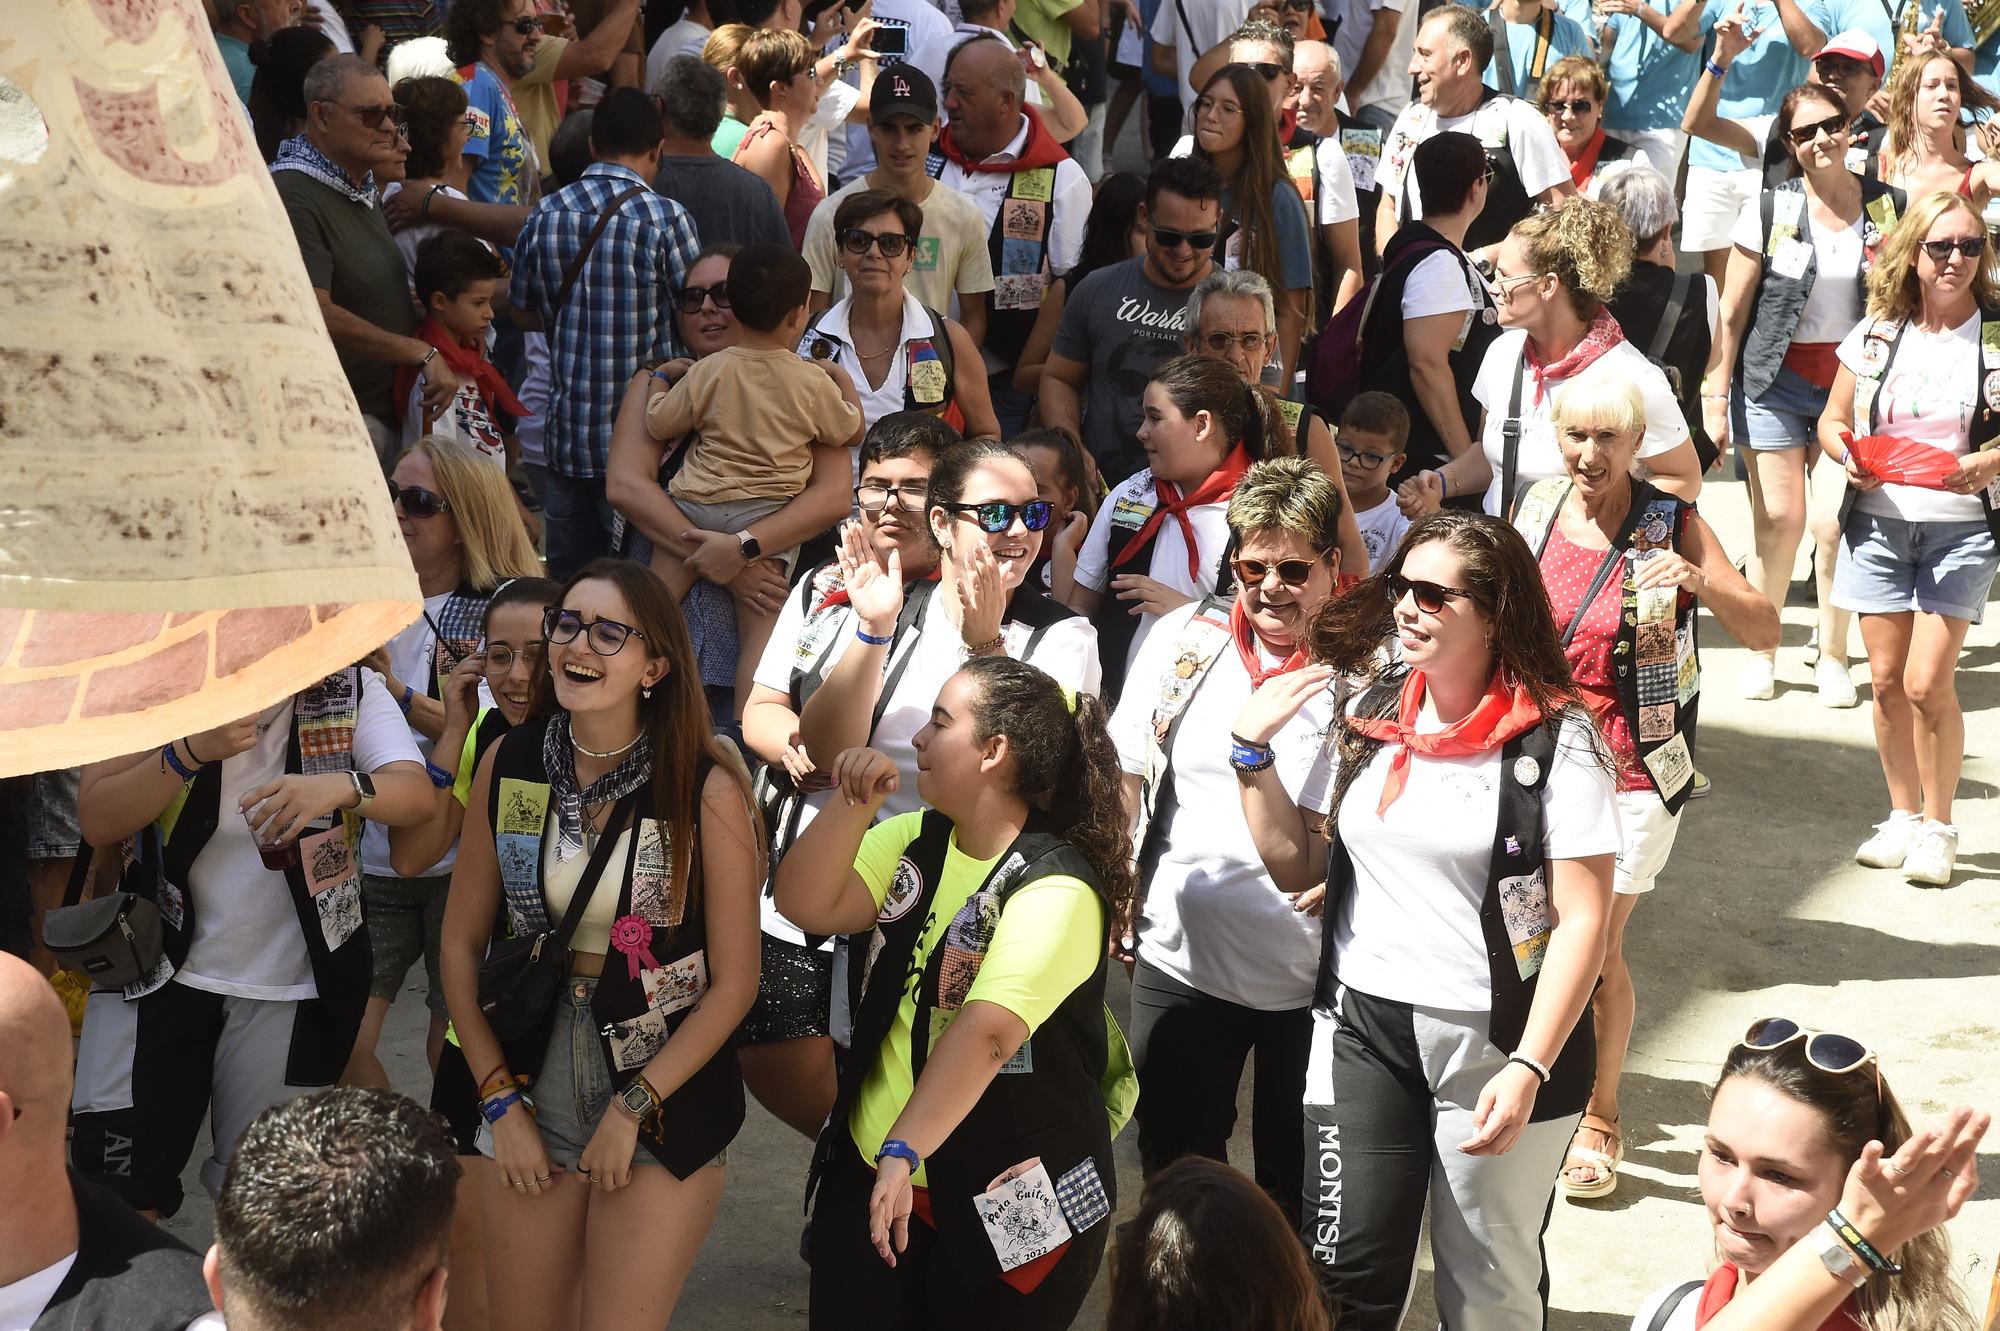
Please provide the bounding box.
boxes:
[1364,219,1499,483]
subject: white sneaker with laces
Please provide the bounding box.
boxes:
[1816,657,1858,708]
[1856,810,1922,868]
[1904,821,1960,886]
[1738,655,1776,700]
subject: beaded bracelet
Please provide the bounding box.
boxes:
[425,760,456,789]
[161,740,200,781]
[1827,1208,1902,1275]
[856,626,893,647]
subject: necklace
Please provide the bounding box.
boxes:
[572,729,643,760]
[854,340,899,359]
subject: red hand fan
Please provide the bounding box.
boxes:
[1843,432,1963,489]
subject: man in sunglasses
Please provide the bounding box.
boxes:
[1041,156,1222,483]
[275,55,463,465]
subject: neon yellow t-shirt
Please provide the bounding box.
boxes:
[846,811,1104,1186]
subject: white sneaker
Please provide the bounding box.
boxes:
[1904,821,1960,886]
[1738,655,1776,700]
[1803,627,1820,667]
[1816,657,1858,708]
[1856,810,1922,868]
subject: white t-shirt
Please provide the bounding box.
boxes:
[749,579,1103,943]
[1299,707,1620,1009]
[0,1252,77,1331]
[1333,0,1414,117]
[1838,313,1989,524]
[1074,470,1236,674]
[178,674,422,1001]
[360,592,452,878]
[1109,602,1328,1009]
[1169,133,1361,226]
[932,115,1092,275]
[1379,95,1571,220]
[645,17,712,91]
[1471,332,1689,515]
[1402,248,1481,353]
[1353,493,1411,573]
[381,182,473,280]
[1629,1280,1702,1331]
[1728,195,1863,345]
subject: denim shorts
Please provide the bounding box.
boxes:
[1833,510,1999,624]
[28,768,82,859]
[362,873,450,1016]
[1730,365,1829,451]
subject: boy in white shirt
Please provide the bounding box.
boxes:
[1338,391,1411,574]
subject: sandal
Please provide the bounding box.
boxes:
[1559,1113,1623,1200]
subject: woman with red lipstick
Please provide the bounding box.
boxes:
[1234,509,1618,1331]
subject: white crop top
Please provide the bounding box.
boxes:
[541,827,631,955]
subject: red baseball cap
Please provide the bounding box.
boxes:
[1815,30,1884,78]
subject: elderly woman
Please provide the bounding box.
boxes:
[803,189,999,442]
[1538,56,1643,199]
[1818,191,2000,887]
[1109,457,1345,1227]
[1181,268,1370,574]
[1511,379,1776,1202]
[1601,168,1718,472]
[1406,196,1704,519]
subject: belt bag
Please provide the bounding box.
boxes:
[44,843,164,990]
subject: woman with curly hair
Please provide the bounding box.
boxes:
[1536,55,1644,200]
[1406,195,1704,518]
[776,657,1138,1329]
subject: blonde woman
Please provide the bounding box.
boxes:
[346,435,545,1092]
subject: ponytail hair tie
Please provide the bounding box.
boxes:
[1059,685,1078,715]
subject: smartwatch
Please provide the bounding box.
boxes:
[736,530,763,561]
[348,770,376,812]
[617,1075,659,1121]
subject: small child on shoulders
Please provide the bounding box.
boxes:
[1338,392,1412,576]
[400,231,522,465]
[643,243,865,716]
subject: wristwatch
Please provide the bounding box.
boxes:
[348,770,376,813]
[735,530,763,561]
[1816,1225,1871,1289]
[616,1075,660,1122]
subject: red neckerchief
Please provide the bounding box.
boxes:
[814,565,942,615]
[935,106,1069,173]
[1694,1263,1865,1331]
[1568,126,1607,191]
[394,315,528,421]
[1110,443,1254,580]
[1279,108,1300,144]
[1525,308,1625,405]
[1345,669,1544,813]
[1229,598,1308,688]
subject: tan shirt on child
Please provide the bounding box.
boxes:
[650,346,861,505]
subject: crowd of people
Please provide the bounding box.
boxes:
[4,0,1999,1324]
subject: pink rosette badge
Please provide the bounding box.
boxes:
[609,914,660,980]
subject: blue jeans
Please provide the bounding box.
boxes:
[541,468,616,581]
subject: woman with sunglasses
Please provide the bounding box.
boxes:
[1879,53,2000,204]
[1233,510,1619,1331]
[1107,458,1344,1229]
[1190,64,1316,385]
[776,656,1137,1329]
[1062,354,1278,699]
[802,189,1000,441]
[1630,1019,1984,1331]
[345,437,543,1093]
[1705,82,1904,708]
[440,559,762,1331]
[1537,57,1643,200]
[1510,379,1776,1203]
[1816,192,2000,887]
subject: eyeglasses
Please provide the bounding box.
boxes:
[386,480,450,518]
[940,499,1053,532]
[1387,573,1475,613]
[482,643,545,675]
[1785,112,1848,145]
[1201,329,1269,355]
[1485,269,1544,298]
[1739,1018,1876,1077]
[854,481,930,513]
[839,228,914,258]
[1547,98,1594,116]
[542,608,648,656]
[336,101,407,131]
[1920,235,1988,261]
[510,15,546,34]
[1232,555,1321,586]
[1337,441,1397,470]
[677,283,732,313]
[1194,95,1242,118]
[1151,226,1219,251]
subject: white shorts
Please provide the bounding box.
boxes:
[1622,127,1687,180]
[1614,787,1682,895]
[1680,164,1761,253]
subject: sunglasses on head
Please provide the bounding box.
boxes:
[1739,1017,1877,1077]
[386,480,449,518]
[940,499,1053,532]
[542,607,647,657]
[1786,111,1848,145]
[1233,555,1321,586]
[1547,97,1593,115]
[839,228,913,258]
[510,14,546,33]
[677,283,732,313]
[1151,225,1219,251]
[1921,235,1988,260]
[1387,572,1475,613]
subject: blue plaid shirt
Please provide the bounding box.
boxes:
[510,163,699,479]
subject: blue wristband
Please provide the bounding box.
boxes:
[397,683,415,715]
[875,1138,920,1172]
[480,1089,526,1124]
[1229,738,1275,771]
[162,741,200,781]
[426,760,455,789]
[856,626,893,646]
[1704,58,1726,78]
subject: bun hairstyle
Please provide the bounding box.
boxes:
[1148,353,1284,462]
[1508,195,1635,321]
[957,657,1136,916]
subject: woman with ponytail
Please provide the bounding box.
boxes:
[1058,353,1280,699]
[776,657,1138,1330]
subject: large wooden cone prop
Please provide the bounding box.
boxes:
[0,0,419,777]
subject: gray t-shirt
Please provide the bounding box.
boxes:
[653,154,791,252]
[1051,256,1197,483]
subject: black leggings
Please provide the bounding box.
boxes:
[807,1142,1106,1331]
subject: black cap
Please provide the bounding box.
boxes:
[869,64,938,125]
